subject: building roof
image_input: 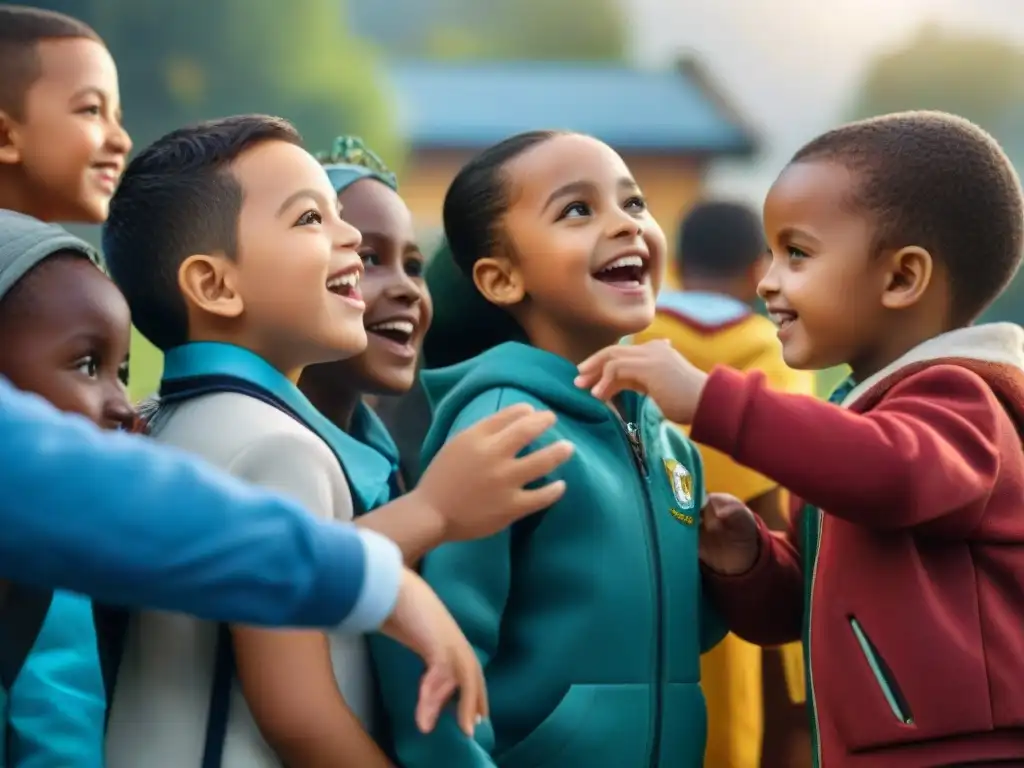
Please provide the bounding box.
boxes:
[387,59,757,156]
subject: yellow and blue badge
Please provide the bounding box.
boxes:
[663,458,695,524]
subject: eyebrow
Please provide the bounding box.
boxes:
[542,176,641,212]
[776,226,823,246]
[276,188,331,218]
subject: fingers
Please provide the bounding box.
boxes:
[415,664,456,734]
[490,408,558,454]
[509,440,574,486]
[514,480,568,516]
[589,359,644,402]
[455,653,486,737]
[471,403,536,436]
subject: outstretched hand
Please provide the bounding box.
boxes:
[416,404,574,543]
[379,569,488,736]
[575,340,709,424]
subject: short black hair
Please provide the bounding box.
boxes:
[0,6,102,119]
[791,110,1024,323]
[677,200,765,278]
[103,114,302,351]
[423,130,567,368]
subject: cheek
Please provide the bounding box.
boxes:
[358,272,388,313]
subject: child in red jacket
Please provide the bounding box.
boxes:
[575,111,1024,767]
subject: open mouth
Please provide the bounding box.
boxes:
[366,318,417,358]
[592,254,649,290]
[769,309,798,333]
[326,266,363,305]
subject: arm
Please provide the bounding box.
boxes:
[701,503,806,647]
[376,389,527,768]
[0,377,400,629]
[228,433,393,767]
[691,364,1001,535]
[356,497,445,567]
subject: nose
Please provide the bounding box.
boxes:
[334,217,362,251]
[106,119,132,158]
[103,382,136,431]
[606,207,644,240]
[382,265,424,306]
[757,253,781,300]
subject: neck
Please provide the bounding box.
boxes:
[523,320,622,365]
[297,366,361,432]
[679,273,753,304]
[0,173,45,221]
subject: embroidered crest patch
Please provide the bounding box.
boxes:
[663,458,695,512]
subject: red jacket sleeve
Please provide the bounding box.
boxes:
[701,505,805,646]
[691,364,1001,537]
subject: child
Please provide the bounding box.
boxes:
[0,209,133,764]
[100,115,571,767]
[633,200,814,768]
[0,6,131,223]
[376,130,726,767]
[576,111,1024,767]
[299,135,432,494]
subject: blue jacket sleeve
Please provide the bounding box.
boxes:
[375,388,532,767]
[0,377,402,630]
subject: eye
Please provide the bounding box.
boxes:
[74,355,100,379]
[624,195,646,212]
[77,104,102,117]
[360,250,381,267]
[558,201,591,220]
[787,245,810,260]
[295,209,322,226]
[405,256,425,278]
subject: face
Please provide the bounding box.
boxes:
[760,160,891,371]
[0,256,134,430]
[302,178,431,398]
[491,134,666,360]
[0,39,131,223]
[225,140,366,371]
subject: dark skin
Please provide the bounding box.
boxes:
[300,177,432,433]
[0,253,134,600]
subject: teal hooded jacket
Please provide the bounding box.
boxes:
[375,342,726,768]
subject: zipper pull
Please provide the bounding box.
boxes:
[626,422,648,476]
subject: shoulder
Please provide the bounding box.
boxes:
[865,362,1003,411]
[447,386,547,433]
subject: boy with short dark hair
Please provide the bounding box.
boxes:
[102,114,570,766]
[0,208,133,764]
[634,200,814,768]
[578,110,1024,767]
[0,5,130,223]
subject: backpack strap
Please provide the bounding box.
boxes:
[201,623,235,768]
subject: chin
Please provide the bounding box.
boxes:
[315,329,368,363]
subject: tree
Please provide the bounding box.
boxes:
[850,24,1024,326]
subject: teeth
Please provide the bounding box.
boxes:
[327,271,360,290]
[770,312,796,326]
[600,255,644,273]
[369,320,414,335]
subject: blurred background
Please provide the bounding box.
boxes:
[24,0,1024,399]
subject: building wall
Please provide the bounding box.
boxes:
[400,148,710,288]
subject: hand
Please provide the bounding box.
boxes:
[699,493,760,576]
[379,569,488,736]
[574,340,709,424]
[415,404,574,542]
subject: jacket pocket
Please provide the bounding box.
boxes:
[495,684,651,768]
[848,616,913,725]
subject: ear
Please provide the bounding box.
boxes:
[880,245,933,311]
[0,110,23,165]
[177,254,244,319]
[472,255,525,307]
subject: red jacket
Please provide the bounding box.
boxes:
[693,329,1024,767]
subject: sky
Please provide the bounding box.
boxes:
[626,0,1024,202]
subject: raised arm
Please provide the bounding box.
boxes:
[0,377,400,629]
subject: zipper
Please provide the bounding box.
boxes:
[848,617,914,725]
[615,406,662,766]
[806,509,823,768]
